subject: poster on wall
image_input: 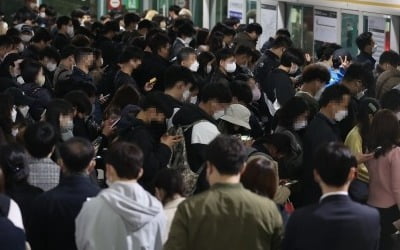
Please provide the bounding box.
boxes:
[259,4,277,50]
[368,16,386,61]
[228,0,245,23]
[314,9,337,43]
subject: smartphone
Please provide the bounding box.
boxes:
[111,118,120,128]
[240,135,252,142]
[374,146,383,156]
[284,180,299,187]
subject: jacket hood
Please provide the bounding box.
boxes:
[99,182,164,233]
[172,103,215,126]
[378,69,400,84]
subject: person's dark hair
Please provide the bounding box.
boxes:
[154,168,184,204]
[234,45,253,57]
[31,28,51,43]
[241,158,277,198]
[138,19,154,31]
[59,137,94,173]
[71,34,91,47]
[106,141,143,179]
[302,64,331,84]
[108,84,140,111]
[319,84,351,108]
[207,31,224,53]
[368,109,400,158]
[152,15,167,28]
[332,48,352,69]
[74,47,93,64]
[197,51,215,75]
[380,89,400,112]
[258,133,292,156]
[102,20,120,34]
[342,63,370,88]
[200,82,232,103]
[196,28,210,46]
[357,98,380,152]
[276,29,291,38]
[20,59,42,83]
[0,35,12,49]
[0,53,21,78]
[280,48,305,67]
[56,16,71,29]
[230,80,252,104]
[140,91,173,118]
[270,36,292,49]
[0,144,30,191]
[223,17,240,28]
[177,22,196,37]
[315,142,357,187]
[149,33,170,54]
[276,97,308,129]
[215,48,234,64]
[206,135,247,175]
[40,46,60,63]
[60,45,76,59]
[164,65,193,89]
[245,23,262,35]
[0,94,13,136]
[6,28,21,38]
[118,46,144,64]
[169,5,181,15]
[124,13,140,27]
[176,47,196,64]
[379,50,399,67]
[63,90,92,115]
[316,43,341,61]
[24,122,57,158]
[356,32,373,51]
[44,99,74,135]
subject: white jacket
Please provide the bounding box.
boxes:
[75,181,166,250]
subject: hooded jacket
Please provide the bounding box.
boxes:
[376,69,400,99]
[75,182,166,250]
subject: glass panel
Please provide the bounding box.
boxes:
[191,0,203,27]
[286,5,303,50]
[215,0,228,24]
[363,15,391,61]
[302,6,314,55]
[341,13,359,57]
[246,0,257,24]
[43,0,98,16]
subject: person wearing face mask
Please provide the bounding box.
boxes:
[170,22,196,60]
[4,87,35,121]
[301,85,352,206]
[173,83,232,193]
[70,47,95,87]
[52,16,74,52]
[375,50,400,99]
[22,28,52,60]
[263,48,305,114]
[275,97,309,180]
[176,47,199,72]
[234,45,253,76]
[0,94,17,144]
[0,53,24,91]
[296,64,331,121]
[338,63,370,141]
[44,99,75,144]
[210,48,236,85]
[94,20,120,67]
[39,46,60,88]
[355,32,377,97]
[19,25,34,46]
[19,60,51,121]
[53,45,75,89]
[0,35,12,63]
[194,51,215,90]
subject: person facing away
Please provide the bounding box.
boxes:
[75,141,166,250]
[28,137,100,250]
[283,142,380,250]
[164,135,283,250]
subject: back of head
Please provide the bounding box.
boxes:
[106,141,143,179]
[74,47,93,64]
[169,5,181,16]
[241,158,277,199]
[280,47,305,67]
[277,96,309,128]
[234,45,253,57]
[60,45,76,60]
[154,168,184,202]
[356,32,373,51]
[315,142,357,187]
[56,16,71,29]
[380,89,400,112]
[176,47,196,64]
[206,135,247,175]
[24,121,57,158]
[140,91,173,118]
[342,63,369,88]
[63,90,92,115]
[379,50,399,67]
[0,143,29,185]
[302,63,331,84]
[215,48,234,64]
[230,80,252,104]
[271,36,292,49]
[31,28,51,43]
[124,13,140,27]
[149,33,170,54]
[164,65,193,90]
[59,137,94,173]
[117,46,144,64]
[177,22,196,37]
[200,82,232,103]
[245,23,262,35]
[319,84,351,108]
[276,29,291,38]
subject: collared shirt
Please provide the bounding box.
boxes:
[27,156,60,191]
[320,191,348,202]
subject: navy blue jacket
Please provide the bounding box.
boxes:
[283,195,380,250]
[0,217,26,250]
[28,174,100,250]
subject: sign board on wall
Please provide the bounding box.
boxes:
[228,0,245,22]
[259,4,277,50]
[108,0,122,10]
[314,9,337,43]
[368,16,386,61]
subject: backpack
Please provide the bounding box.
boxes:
[167,120,206,196]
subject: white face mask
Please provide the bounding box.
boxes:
[39,12,46,18]
[12,128,19,137]
[182,89,191,102]
[225,62,237,73]
[213,109,225,120]
[372,45,378,54]
[289,64,299,75]
[17,43,24,53]
[16,75,25,85]
[18,106,29,118]
[67,26,74,37]
[20,34,32,43]
[189,60,199,72]
[294,120,307,131]
[183,37,193,45]
[190,96,198,104]
[99,58,104,67]
[252,87,261,101]
[36,74,45,87]
[46,62,57,72]
[206,64,212,74]
[60,120,74,141]
[334,109,348,122]
[11,107,17,123]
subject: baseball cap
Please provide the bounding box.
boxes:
[220,104,251,130]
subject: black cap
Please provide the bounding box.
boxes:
[4,87,35,106]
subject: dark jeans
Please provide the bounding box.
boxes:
[377,205,400,250]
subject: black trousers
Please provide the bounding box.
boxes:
[377,205,400,250]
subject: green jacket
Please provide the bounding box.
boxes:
[164,183,283,250]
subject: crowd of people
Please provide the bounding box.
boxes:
[0,0,400,249]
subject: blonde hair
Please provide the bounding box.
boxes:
[144,10,159,21]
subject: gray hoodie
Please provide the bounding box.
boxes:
[75,181,166,250]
